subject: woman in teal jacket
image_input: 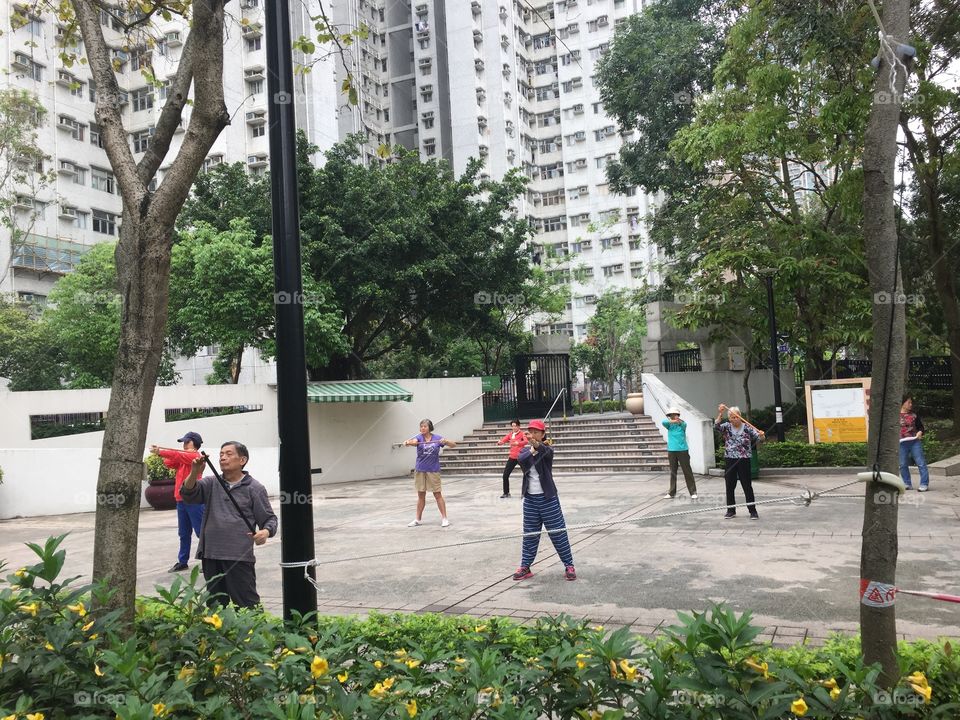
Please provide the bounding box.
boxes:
[662,407,698,499]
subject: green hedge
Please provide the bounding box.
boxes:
[3,536,959,718]
[909,389,953,419]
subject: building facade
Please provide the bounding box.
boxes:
[332,0,662,344]
[0,0,339,302]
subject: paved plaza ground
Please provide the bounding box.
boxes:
[3,469,959,645]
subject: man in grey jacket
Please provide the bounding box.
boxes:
[182,441,278,608]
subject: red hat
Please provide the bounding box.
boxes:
[527,419,546,432]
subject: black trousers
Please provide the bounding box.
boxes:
[202,558,260,608]
[724,458,757,515]
[667,450,697,496]
[502,458,519,494]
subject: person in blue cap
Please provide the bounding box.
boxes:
[150,431,205,572]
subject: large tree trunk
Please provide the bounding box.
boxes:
[860,0,910,687]
[742,359,752,418]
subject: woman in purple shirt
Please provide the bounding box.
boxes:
[404,419,457,527]
[715,404,764,519]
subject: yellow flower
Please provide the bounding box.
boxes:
[405,699,418,717]
[280,648,295,658]
[19,602,38,616]
[907,671,929,688]
[589,712,603,720]
[94,663,104,677]
[382,677,396,690]
[202,614,222,630]
[309,634,318,643]
[67,602,87,617]
[3,713,15,720]
[405,659,421,669]
[26,714,44,720]
[474,624,487,632]
[609,659,618,678]
[910,682,932,704]
[830,686,841,701]
[152,703,168,718]
[593,625,604,631]
[177,666,195,681]
[821,678,838,690]
[213,663,224,677]
[88,634,98,641]
[745,658,770,679]
[310,656,329,678]
[82,619,94,632]
[619,659,638,681]
[370,682,388,699]
[374,660,384,669]
[243,669,260,679]
[791,697,808,716]
[337,671,348,683]
[394,648,408,658]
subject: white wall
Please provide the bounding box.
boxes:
[643,374,715,474]
[307,377,483,484]
[652,370,798,420]
[0,379,483,518]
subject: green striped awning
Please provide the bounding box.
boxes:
[306,381,413,404]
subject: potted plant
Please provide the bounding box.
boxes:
[144,453,177,510]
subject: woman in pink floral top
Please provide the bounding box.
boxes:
[899,395,929,491]
[715,404,765,519]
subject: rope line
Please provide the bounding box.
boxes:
[280,478,865,572]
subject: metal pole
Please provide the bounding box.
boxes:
[266,0,317,619]
[765,274,786,442]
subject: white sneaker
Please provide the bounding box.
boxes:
[691,493,698,499]
[441,518,450,527]
[407,519,422,527]
[663,494,675,499]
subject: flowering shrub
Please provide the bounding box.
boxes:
[2,536,959,718]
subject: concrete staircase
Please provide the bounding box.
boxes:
[442,413,668,475]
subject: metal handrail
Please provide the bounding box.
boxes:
[391,393,484,448]
[543,387,567,423]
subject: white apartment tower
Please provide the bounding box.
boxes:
[333,0,660,342]
[1,0,339,302]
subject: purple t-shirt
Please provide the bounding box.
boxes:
[415,433,444,472]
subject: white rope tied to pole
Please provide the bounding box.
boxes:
[279,478,866,591]
[866,0,911,99]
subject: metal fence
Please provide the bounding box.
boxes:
[662,348,702,372]
[794,357,952,390]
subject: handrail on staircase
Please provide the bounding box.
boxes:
[390,393,484,448]
[543,388,567,424]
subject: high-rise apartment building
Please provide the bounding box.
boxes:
[332,0,661,343]
[0,0,338,302]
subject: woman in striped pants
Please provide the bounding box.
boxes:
[512,419,576,581]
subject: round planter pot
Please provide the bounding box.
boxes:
[624,393,644,415]
[144,479,177,510]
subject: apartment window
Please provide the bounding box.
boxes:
[422,112,435,129]
[541,162,563,179]
[131,48,151,71]
[131,87,154,112]
[73,167,87,185]
[92,209,117,235]
[251,124,265,138]
[91,167,116,194]
[158,81,170,101]
[629,239,642,251]
[132,128,153,153]
[592,102,603,115]
[536,84,559,101]
[542,189,565,206]
[539,138,560,154]
[69,81,85,98]
[532,33,553,49]
[538,110,560,127]
[602,264,624,277]
[89,82,97,103]
[543,216,567,232]
[562,77,583,93]
[74,210,89,229]
[589,43,609,60]
[246,37,262,52]
[601,236,622,250]
[423,139,436,156]
[247,78,264,95]
[58,115,85,141]
[13,53,44,81]
[90,122,103,148]
[572,240,592,253]
[569,212,590,226]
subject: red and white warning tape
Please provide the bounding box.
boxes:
[861,579,960,607]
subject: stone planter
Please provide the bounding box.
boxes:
[624,392,644,415]
[144,477,176,510]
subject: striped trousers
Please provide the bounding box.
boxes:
[521,494,574,567]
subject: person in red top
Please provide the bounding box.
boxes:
[496,419,527,498]
[150,431,205,572]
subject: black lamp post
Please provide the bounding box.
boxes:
[762,272,786,442]
[266,0,317,619]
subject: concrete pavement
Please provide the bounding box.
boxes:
[3,469,959,645]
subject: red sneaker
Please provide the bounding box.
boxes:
[565,565,577,581]
[512,566,533,581]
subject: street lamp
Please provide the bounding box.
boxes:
[759,269,786,442]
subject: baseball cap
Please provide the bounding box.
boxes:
[666,407,681,416]
[177,431,203,448]
[527,419,546,432]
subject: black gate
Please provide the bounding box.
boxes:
[482,353,571,422]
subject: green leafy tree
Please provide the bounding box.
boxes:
[0,297,61,391]
[571,290,646,398]
[168,220,347,383]
[301,138,535,380]
[177,161,272,241]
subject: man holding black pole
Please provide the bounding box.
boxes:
[182,441,278,608]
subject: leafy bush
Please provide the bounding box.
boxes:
[144,454,176,484]
[909,389,953,419]
[747,403,807,433]
[573,399,625,415]
[3,536,959,718]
